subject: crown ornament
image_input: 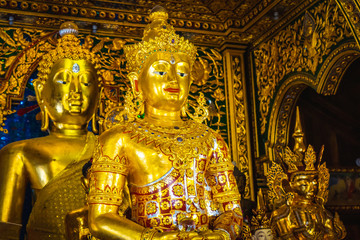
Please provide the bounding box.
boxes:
[124,6,197,74]
[281,107,323,181]
[36,22,101,85]
[250,189,271,232]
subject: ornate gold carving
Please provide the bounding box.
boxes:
[335,0,360,48]
[35,17,65,27]
[266,161,289,207]
[254,0,353,134]
[317,43,359,95]
[0,28,55,132]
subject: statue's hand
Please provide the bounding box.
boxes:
[192,230,229,240]
[153,230,200,240]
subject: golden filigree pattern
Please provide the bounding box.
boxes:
[0,28,55,132]
[335,0,360,48]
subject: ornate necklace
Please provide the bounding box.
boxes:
[124,119,215,170]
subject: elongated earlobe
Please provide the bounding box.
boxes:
[91,113,98,134]
[41,106,49,131]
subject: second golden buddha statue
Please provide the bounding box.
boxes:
[0,22,101,239]
[87,6,243,240]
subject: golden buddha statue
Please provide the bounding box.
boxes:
[0,22,101,239]
[87,6,242,240]
[266,108,346,240]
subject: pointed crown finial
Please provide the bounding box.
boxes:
[282,106,323,180]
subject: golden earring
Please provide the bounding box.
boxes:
[40,106,49,131]
[124,89,144,122]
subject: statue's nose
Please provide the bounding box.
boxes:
[168,65,176,81]
[70,77,81,94]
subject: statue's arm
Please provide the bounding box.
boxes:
[0,143,27,238]
[270,207,297,240]
[205,133,242,240]
[87,131,145,240]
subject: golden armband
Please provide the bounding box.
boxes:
[88,154,129,206]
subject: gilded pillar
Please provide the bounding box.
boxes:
[223,49,254,200]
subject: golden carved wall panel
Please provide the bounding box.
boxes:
[254,0,353,135]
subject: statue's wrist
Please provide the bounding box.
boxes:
[214,228,231,240]
[141,228,158,240]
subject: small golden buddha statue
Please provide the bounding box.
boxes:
[0,22,101,239]
[87,6,242,240]
[267,108,346,240]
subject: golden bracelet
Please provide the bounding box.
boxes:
[140,228,158,240]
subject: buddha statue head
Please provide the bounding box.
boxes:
[34,22,101,132]
[124,6,197,119]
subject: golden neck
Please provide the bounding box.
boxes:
[50,123,88,138]
[144,105,184,127]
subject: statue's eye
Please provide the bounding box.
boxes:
[153,71,167,76]
[82,82,90,86]
[177,72,188,77]
[56,80,67,85]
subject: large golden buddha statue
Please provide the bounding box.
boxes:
[87,6,242,240]
[267,108,346,240]
[0,22,101,239]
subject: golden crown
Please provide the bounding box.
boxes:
[124,6,197,74]
[36,22,101,85]
[280,108,323,180]
[250,189,271,232]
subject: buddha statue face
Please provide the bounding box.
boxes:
[252,229,273,240]
[135,52,191,112]
[290,174,318,200]
[35,58,99,129]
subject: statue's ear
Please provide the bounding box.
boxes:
[34,80,50,131]
[128,72,139,94]
[34,80,44,109]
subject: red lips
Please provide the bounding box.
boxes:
[164,88,180,93]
